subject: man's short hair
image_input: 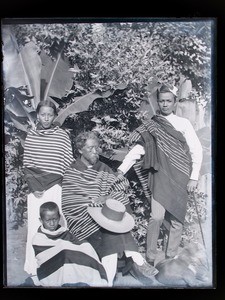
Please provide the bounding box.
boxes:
[75,131,100,150]
[39,201,60,219]
[156,84,177,100]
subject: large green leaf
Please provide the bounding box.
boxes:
[54,92,101,126]
[2,26,42,109]
[40,51,73,101]
[20,42,42,108]
[139,94,159,120]
[4,87,35,117]
[55,83,128,126]
[4,87,36,128]
[5,110,29,132]
[2,26,26,88]
[178,77,192,100]
[139,85,159,120]
[175,100,197,127]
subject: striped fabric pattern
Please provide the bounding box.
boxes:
[23,127,73,176]
[133,161,151,200]
[33,226,108,287]
[130,116,191,177]
[129,115,192,222]
[62,160,131,241]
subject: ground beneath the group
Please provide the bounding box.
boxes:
[5,220,212,289]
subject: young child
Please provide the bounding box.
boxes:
[32,201,108,287]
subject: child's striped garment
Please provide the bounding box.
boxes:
[33,225,108,287]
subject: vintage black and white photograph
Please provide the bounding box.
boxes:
[2,18,215,289]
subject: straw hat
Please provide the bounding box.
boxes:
[87,198,135,233]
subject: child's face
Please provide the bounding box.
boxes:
[41,210,60,231]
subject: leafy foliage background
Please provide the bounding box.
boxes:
[3,21,212,250]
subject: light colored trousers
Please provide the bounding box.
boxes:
[24,184,67,276]
[146,198,183,261]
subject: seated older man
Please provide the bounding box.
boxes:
[61,131,158,286]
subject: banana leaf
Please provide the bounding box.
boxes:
[20,42,42,108]
[139,86,159,120]
[178,77,192,100]
[2,25,27,88]
[2,26,42,109]
[2,25,73,108]
[40,50,73,101]
[5,110,30,132]
[2,25,74,134]
[4,87,36,128]
[55,83,128,126]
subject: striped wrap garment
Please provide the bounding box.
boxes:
[62,160,131,241]
[33,225,108,286]
[23,126,74,178]
[129,115,192,223]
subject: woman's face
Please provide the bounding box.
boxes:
[37,106,55,129]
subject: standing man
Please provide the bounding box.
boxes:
[117,83,203,266]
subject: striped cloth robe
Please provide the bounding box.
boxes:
[23,126,74,192]
[33,225,108,287]
[129,115,192,224]
[62,159,132,241]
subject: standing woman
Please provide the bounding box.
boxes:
[23,99,74,284]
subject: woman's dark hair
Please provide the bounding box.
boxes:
[39,201,60,219]
[36,100,58,115]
